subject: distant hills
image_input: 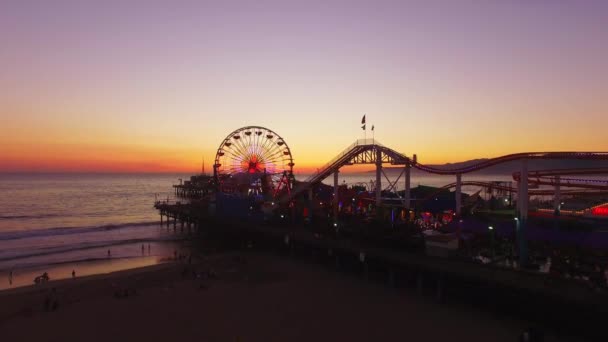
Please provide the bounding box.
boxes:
[376,159,608,175]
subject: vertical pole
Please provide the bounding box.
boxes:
[436,277,444,303]
[516,179,521,213]
[509,181,513,208]
[376,148,382,208]
[455,173,462,216]
[554,175,561,214]
[388,269,396,288]
[308,188,314,223]
[416,274,424,295]
[518,159,529,266]
[333,170,339,223]
[404,164,411,209]
[363,262,369,281]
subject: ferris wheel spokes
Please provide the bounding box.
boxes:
[214,126,294,198]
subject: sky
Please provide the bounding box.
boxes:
[1,0,607,173]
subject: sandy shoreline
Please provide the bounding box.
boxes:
[0,238,191,291]
[0,250,576,341]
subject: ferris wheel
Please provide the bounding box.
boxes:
[214,126,294,197]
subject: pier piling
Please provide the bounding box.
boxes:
[435,277,444,303]
[416,274,424,295]
[388,269,396,288]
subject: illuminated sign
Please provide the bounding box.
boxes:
[592,206,608,216]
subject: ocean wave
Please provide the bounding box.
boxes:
[5,255,145,271]
[0,220,161,241]
[0,236,186,263]
[0,213,63,220]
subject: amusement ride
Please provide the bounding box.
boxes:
[213,126,295,199]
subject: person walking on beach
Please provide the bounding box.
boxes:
[148,243,151,254]
[72,270,76,279]
[141,244,145,255]
[8,270,13,285]
[107,249,111,258]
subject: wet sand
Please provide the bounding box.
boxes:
[0,251,577,342]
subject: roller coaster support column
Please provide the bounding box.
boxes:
[404,164,411,209]
[376,148,382,208]
[307,188,314,223]
[554,175,561,214]
[518,159,529,266]
[333,170,339,223]
[455,174,462,216]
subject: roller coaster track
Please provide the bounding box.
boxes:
[286,140,608,201]
[287,139,406,200]
[418,169,608,203]
[512,168,608,189]
[418,181,608,204]
[412,153,608,175]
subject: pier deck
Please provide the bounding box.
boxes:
[156,202,608,339]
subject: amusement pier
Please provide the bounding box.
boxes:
[156,125,608,339]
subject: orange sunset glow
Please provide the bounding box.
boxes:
[1,1,607,173]
[2,3,608,341]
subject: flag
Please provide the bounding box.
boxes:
[361,124,366,130]
[361,114,366,124]
[371,125,374,131]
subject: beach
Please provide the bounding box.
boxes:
[0,250,575,342]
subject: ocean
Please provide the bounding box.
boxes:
[0,172,513,290]
[0,173,192,290]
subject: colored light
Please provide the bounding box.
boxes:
[592,207,608,216]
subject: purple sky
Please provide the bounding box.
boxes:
[1,0,607,171]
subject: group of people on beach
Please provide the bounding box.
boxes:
[106,244,152,258]
[34,272,50,284]
[5,242,163,288]
[6,269,78,287]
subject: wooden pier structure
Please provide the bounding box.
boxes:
[172,174,213,199]
[149,125,608,340]
[155,201,208,233]
[155,201,608,339]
